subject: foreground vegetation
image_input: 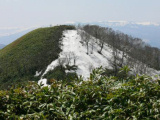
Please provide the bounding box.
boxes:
[0,67,160,119]
[0,25,75,89]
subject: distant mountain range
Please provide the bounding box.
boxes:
[1,22,160,48]
[0,44,5,49]
[0,27,36,45]
[68,21,160,48]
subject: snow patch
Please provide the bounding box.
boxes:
[34,71,42,77]
[38,30,113,85]
[42,60,59,76]
[38,78,47,86]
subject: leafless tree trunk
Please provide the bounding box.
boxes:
[80,31,90,54]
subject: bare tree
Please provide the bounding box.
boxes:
[58,58,66,70]
[80,31,91,54]
[98,27,108,54]
[81,24,160,72]
[62,52,78,66]
[89,63,94,72]
[83,25,100,43]
[90,40,94,54]
[65,52,73,66]
[72,53,78,65]
[112,48,120,75]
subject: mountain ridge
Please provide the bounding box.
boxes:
[0,44,5,49]
[0,24,159,89]
[0,25,75,89]
[67,21,160,48]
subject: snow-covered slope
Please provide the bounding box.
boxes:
[38,29,160,86]
[38,30,113,85]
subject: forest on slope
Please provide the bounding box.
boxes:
[80,25,160,74]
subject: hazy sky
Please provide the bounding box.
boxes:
[0,0,160,28]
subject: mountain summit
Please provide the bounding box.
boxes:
[0,25,159,89]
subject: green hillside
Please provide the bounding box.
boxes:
[0,25,75,89]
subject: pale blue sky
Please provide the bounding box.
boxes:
[0,0,160,27]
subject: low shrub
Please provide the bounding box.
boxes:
[0,68,160,119]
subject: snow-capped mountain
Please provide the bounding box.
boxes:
[91,21,160,27]
[95,21,160,48]
[68,21,160,48]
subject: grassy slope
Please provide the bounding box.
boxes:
[0,25,75,89]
